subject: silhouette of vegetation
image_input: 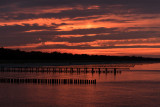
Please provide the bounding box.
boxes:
[0,47,160,62]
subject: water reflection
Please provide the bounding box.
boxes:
[0,63,160,107]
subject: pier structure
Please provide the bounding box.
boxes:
[0,64,134,73]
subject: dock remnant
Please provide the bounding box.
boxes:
[0,78,96,85]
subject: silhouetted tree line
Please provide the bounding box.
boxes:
[0,47,159,62]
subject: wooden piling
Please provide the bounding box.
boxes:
[0,78,96,85]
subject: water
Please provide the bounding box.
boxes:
[0,63,160,107]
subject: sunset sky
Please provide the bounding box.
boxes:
[0,0,160,57]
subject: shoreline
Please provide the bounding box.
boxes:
[0,60,160,67]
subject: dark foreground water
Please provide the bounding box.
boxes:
[0,63,160,107]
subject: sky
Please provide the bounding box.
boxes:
[0,0,160,57]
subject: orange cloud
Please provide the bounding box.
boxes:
[34,48,160,58]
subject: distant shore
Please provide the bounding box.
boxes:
[0,60,160,64]
[0,48,160,65]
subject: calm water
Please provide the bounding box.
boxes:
[0,63,160,107]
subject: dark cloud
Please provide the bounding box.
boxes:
[54,31,160,43]
[0,24,52,34]
[1,24,160,47]
[72,16,101,21]
[0,0,160,20]
[0,8,116,20]
[94,19,134,23]
[16,27,117,37]
[12,0,160,9]
[0,23,61,46]
[0,26,117,46]
[35,44,160,50]
[0,23,69,35]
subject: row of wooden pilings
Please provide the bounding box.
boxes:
[0,78,96,84]
[0,67,120,73]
